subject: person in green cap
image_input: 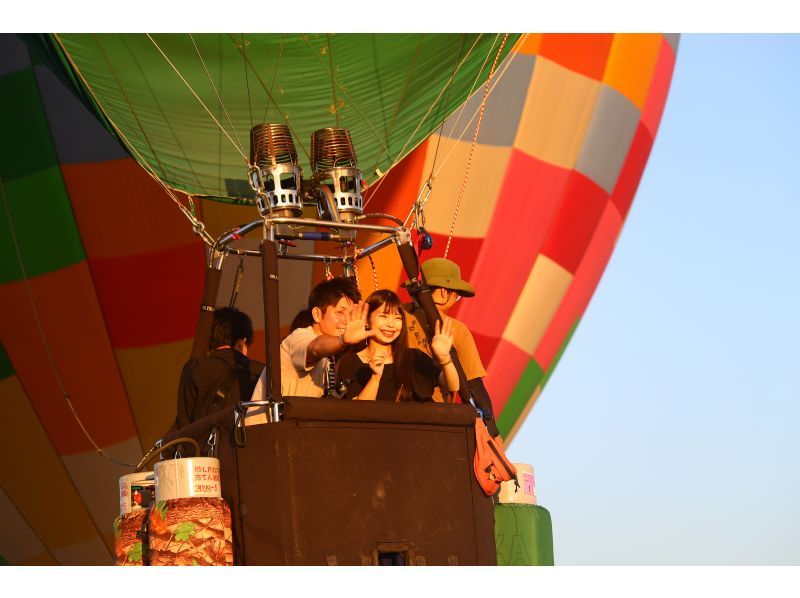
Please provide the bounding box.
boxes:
[404,257,499,436]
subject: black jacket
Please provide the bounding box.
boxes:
[175,348,264,430]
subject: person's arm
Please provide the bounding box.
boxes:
[306,333,347,366]
[305,301,374,367]
[430,318,459,392]
[354,350,385,401]
[467,377,499,437]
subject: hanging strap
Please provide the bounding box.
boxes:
[326,355,336,394]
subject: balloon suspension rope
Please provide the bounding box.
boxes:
[368,255,379,292]
[444,33,509,259]
[362,34,487,210]
[399,34,522,231]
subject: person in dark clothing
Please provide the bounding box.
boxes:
[336,289,457,402]
[175,307,264,429]
[287,308,314,336]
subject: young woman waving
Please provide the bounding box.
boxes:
[337,290,458,402]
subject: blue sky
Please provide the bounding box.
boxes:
[509,34,800,565]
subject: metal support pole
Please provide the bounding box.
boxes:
[190,248,225,359]
[261,236,282,403]
[395,237,479,414]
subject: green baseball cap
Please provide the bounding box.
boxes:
[412,257,475,297]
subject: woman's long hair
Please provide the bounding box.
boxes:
[364,290,415,402]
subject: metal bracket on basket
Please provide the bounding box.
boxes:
[239,400,283,423]
[233,400,284,448]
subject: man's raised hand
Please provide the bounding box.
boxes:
[343,301,374,344]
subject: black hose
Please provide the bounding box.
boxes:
[134,437,202,473]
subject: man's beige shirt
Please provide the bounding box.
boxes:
[247,326,328,424]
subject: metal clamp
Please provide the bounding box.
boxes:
[233,406,247,448]
[238,400,284,423]
[206,429,218,459]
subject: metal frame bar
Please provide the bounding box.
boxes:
[211,215,405,265]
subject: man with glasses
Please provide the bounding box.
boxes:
[404,258,499,436]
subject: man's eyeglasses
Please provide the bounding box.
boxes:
[433,288,461,305]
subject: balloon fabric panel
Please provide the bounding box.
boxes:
[575,85,641,194]
[60,159,200,260]
[515,34,543,57]
[538,171,610,274]
[611,122,656,220]
[0,68,61,180]
[513,57,602,170]
[501,254,574,356]
[495,356,546,435]
[0,167,85,282]
[484,339,537,416]
[455,152,571,343]
[88,243,205,348]
[114,339,194,448]
[0,488,57,565]
[602,34,664,111]
[0,265,140,454]
[0,347,114,564]
[534,204,625,377]
[538,34,614,80]
[641,37,678,138]
[414,140,511,239]
[35,65,130,165]
[452,53,536,147]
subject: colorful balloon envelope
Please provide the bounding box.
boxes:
[0,33,678,564]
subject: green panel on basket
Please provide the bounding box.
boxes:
[498,358,545,438]
[495,504,554,565]
[0,166,86,283]
[0,67,60,181]
[0,344,14,381]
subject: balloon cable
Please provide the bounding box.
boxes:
[297,35,388,162]
[444,33,509,258]
[242,33,254,129]
[53,34,217,248]
[327,34,339,129]
[189,33,246,160]
[398,34,523,229]
[261,34,286,123]
[429,34,524,186]
[93,34,173,182]
[230,33,310,162]
[362,34,486,209]
[427,34,467,186]
[145,33,249,162]
[0,176,136,468]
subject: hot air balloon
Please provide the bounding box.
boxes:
[0,32,678,564]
